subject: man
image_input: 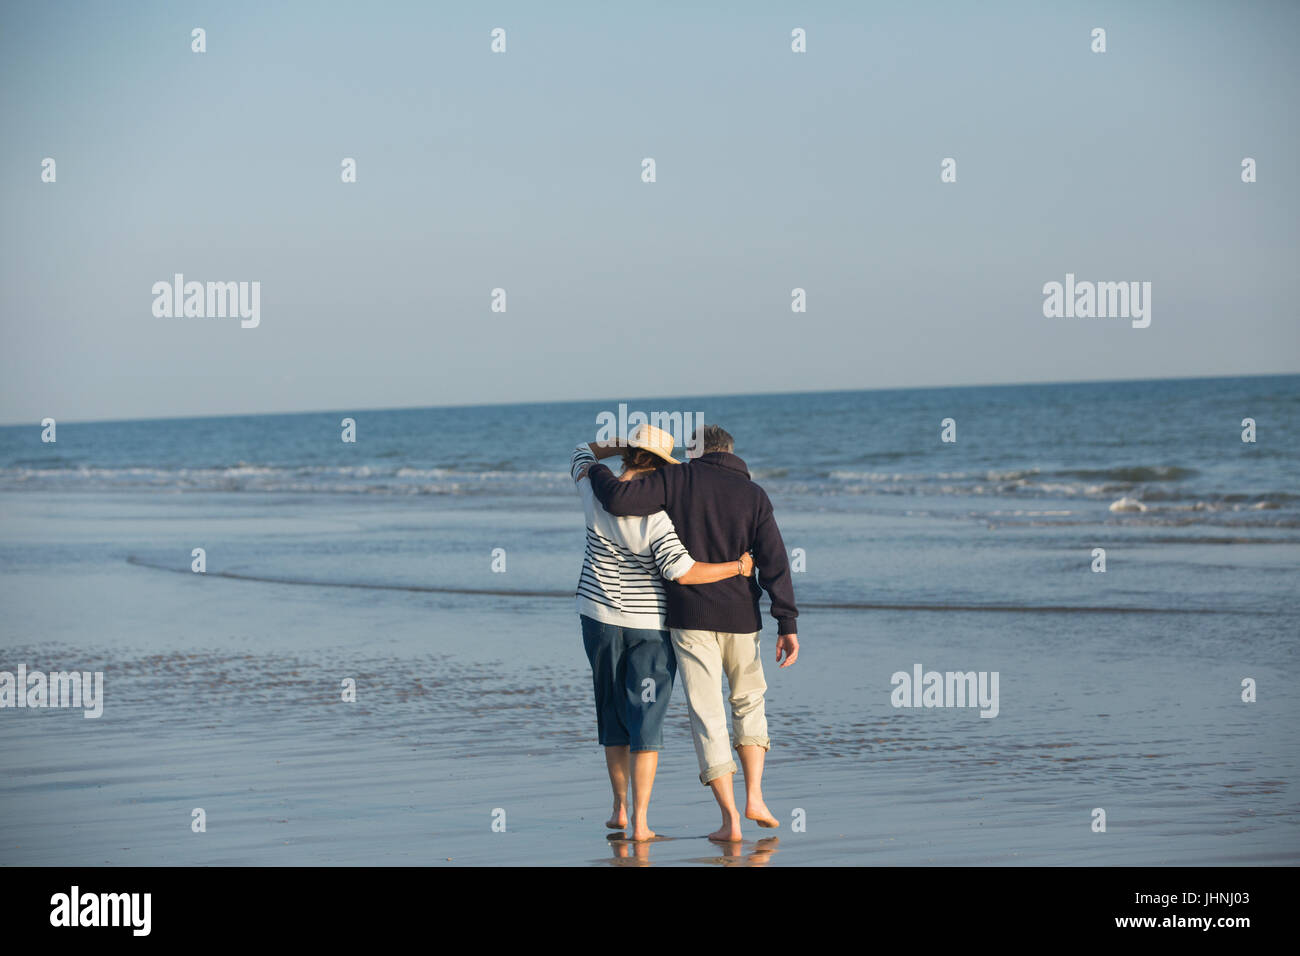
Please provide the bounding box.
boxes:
[586,424,800,843]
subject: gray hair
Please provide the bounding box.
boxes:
[697,424,734,454]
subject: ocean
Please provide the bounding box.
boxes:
[1,375,1297,865]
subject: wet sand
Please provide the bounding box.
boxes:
[1,492,1297,866]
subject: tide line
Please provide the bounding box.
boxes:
[125,556,1240,615]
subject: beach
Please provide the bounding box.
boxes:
[1,378,1298,865]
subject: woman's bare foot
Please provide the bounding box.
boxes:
[708,816,744,843]
[745,799,780,828]
[631,824,656,842]
[606,804,628,830]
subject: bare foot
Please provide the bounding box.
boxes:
[708,818,744,843]
[631,825,656,842]
[745,800,780,828]
[606,805,628,830]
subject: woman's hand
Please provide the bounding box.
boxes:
[678,552,754,586]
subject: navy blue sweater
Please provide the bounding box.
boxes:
[587,452,799,635]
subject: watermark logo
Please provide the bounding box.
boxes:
[152,274,261,328]
[50,887,150,936]
[1,665,104,718]
[595,404,706,458]
[890,664,999,718]
[1042,273,1151,328]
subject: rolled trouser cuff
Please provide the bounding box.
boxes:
[733,735,770,751]
[699,760,738,786]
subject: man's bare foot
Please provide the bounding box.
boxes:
[606,805,628,830]
[630,824,656,842]
[708,817,744,843]
[745,800,780,828]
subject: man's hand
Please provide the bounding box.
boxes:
[775,633,799,668]
[738,551,754,577]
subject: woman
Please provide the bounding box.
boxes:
[571,423,753,841]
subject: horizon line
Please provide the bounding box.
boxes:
[2,368,1297,429]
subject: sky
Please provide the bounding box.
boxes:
[1,0,1297,424]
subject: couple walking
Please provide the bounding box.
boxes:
[571,422,800,843]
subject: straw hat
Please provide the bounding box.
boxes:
[626,423,679,464]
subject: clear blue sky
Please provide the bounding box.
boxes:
[2,0,1297,423]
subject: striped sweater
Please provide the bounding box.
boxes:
[571,444,695,629]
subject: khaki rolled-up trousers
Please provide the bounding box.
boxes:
[670,628,770,785]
